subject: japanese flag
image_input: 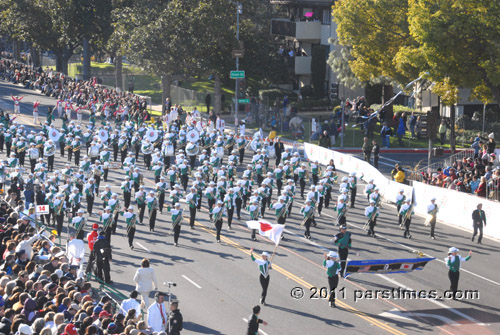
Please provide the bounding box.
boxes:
[400,263,413,271]
[246,220,284,245]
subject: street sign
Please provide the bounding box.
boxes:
[36,205,49,214]
[232,50,244,58]
[230,70,245,79]
[238,99,250,104]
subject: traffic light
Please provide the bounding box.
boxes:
[330,83,339,100]
[238,79,246,98]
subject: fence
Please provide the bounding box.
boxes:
[411,149,475,180]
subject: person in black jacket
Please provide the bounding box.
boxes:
[247,305,267,335]
[274,137,284,166]
[93,231,113,284]
[471,203,486,244]
[0,308,15,334]
[168,300,183,335]
[372,140,380,169]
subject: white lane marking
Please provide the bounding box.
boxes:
[378,156,401,163]
[182,275,202,289]
[242,318,269,335]
[379,308,459,326]
[378,274,487,326]
[378,161,397,167]
[135,242,150,252]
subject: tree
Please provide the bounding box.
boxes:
[327,39,363,91]
[331,0,421,117]
[407,0,500,103]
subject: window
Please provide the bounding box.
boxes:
[322,9,332,25]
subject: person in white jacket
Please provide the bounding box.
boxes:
[133,258,158,308]
[67,232,85,276]
[147,292,168,332]
[15,230,41,260]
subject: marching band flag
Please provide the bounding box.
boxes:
[246,220,284,245]
[344,257,435,278]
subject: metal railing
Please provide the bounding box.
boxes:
[412,149,475,179]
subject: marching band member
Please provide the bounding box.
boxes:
[121,176,133,208]
[68,187,82,217]
[100,185,112,209]
[186,187,199,229]
[100,206,114,241]
[445,247,472,299]
[84,178,96,215]
[122,206,137,249]
[205,181,217,220]
[53,193,66,236]
[310,160,320,186]
[109,193,120,234]
[179,159,190,191]
[135,185,147,225]
[72,136,82,166]
[142,139,153,169]
[169,202,183,246]
[427,197,438,240]
[88,142,100,164]
[334,225,351,276]
[399,199,414,238]
[348,172,357,208]
[396,189,406,226]
[132,167,142,193]
[364,179,375,200]
[193,173,206,212]
[249,248,272,306]
[248,198,260,241]
[323,251,342,308]
[119,135,128,163]
[306,185,319,226]
[156,176,168,213]
[365,199,379,237]
[72,209,86,240]
[335,196,347,226]
[237,135,246,163]
[369,187,381,207]
[300,200,314,239]
[147,190,159,232]
[28,143,39,173]
[223,188,236,230]
[15,137,26,166]
[152,161,163,183]
[208,200,225,242]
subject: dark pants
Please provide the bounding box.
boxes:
[189,207,196,227]
[368,217,377,236]
[128,227,136,247]
[260,274,270,302]
[96,258,111,283]
[430,218,436,238]
[103,169,108,182]
[312,174,318,186]
[173,224,181,244]
[239,149,245,164]
[472,223,483,243]
[159,193,165,212]
[318,197,323,215]
[124,192,131,208]
[404,218,411,238]
[208,198,215,218]
[74,151,80,166]
[86,196,94,215]
[121,150,127,163]
[363,151,371,162]
[56,214,64,236]
[149,209,157,231]
[227,207,234,228]
[277,179,282,196]
[48,155,54,171]
[144,154,152,169]
[299,178,305,198]
[304,218,312,238]
[338,247,349,277]
[325,189,331,208]
[139,204,146,223]
[448,270,459,298]
[30,159,36,173]
[350,187,356,207]
[328,275,339,303]
[215,219,223,241]
[181,174,188,191]
[235,198,242,219]
[373,155,379,169]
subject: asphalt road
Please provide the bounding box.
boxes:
[1,80,499,335]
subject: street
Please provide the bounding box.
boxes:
[1,80,499,335]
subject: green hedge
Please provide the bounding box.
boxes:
[259,89,296,103]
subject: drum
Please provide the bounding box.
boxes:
[216,147,224,159]
[267,146,276,159]
[186,143,199,156]
[187,129,200,143]
[165,145,175,156]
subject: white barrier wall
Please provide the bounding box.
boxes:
[303,142,500,239]
[412,181,500,238]
[303,143,413,201]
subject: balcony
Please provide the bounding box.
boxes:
[271,19,322,41]
[294,56,312,75]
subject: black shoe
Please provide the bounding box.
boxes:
[478,241,482,245]
[217,239,221,243]
[130,245,134,250]
[105,280,114,284]
[190,226,194,229]
[471,236,474,242]
[174,243,178,246]
[431,236,435,240]
[252,238,257,241]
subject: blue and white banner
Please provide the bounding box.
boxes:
[344,257,435,278]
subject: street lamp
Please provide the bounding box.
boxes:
[234,2,242,130]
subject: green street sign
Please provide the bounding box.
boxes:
[238,98,250,104]
[230,70,245,79]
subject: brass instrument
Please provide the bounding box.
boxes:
[17,146,26,153]
[363,207,378,230]
[120,142,128,152]
[126,215,137,234]
[55,200,65,215]
[73,145,80,152]
[64,145,72,150]
[300,206,314,227]
[211,207,224,223]
[172,209,183,229]
[102,214,113,232]
[74,217,86,238]
[334,205,348,226]
[401,205,413,229]
[35,143,43,149]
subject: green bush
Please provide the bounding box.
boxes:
[297,98,330,110]
[300,85,313,98]
[259,89,295,103]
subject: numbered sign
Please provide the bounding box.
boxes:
[36,205,49,215]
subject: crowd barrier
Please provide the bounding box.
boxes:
[303,143,500,240]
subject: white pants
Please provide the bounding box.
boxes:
[14,105,20,114]
[66,109,71,120]
[33,111,39,124]
[77,113,82,123]
[139,291,150,308]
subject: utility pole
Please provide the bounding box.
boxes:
[234,2,242,129]
[340,100,345,149]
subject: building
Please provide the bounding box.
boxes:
[270,0,362,100]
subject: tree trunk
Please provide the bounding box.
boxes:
[13,40,21,61]
[29,47,40,68]
[382,84,394,124]
[82,38,91,80]
[115,52,122,92]
[450,104,456,153]
[214,74,222,114]
[161,74,172,115]
[55,49,64,73]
